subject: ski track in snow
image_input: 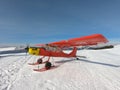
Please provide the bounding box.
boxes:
[0,54,32,90]
[0,45,120,90]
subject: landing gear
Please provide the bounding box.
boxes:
[45,62,52,70]
[76,57,80,60]
[37,58,43,64]
[36,57,52,70]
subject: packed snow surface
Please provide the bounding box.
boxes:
[0,45,120,90]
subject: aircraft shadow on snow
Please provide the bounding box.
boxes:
[55,58,120,68]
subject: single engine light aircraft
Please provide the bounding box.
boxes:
[26,34,109,71]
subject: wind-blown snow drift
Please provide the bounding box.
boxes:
[0,45,120,90]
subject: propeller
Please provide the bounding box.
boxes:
[24,44,30,58]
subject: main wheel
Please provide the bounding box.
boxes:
[37,58,42,64]
[45,62,52,70]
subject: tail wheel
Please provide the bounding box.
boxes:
[45,62,52,70]
[76,57,79,60]
[37,58,42,64]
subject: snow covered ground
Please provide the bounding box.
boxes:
[0,45,120,90]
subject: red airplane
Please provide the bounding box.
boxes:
[26,34,108,71]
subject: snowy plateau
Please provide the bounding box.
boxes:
[0,45,120,90]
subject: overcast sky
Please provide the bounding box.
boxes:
[0,0,120,44]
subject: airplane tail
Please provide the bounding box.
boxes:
[68,47,77,57]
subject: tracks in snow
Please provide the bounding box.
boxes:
[0,54,32,90]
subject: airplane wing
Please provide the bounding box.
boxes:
[48,34,108,48]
